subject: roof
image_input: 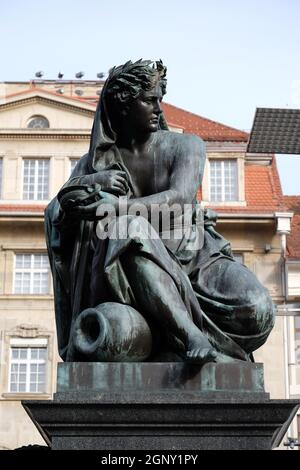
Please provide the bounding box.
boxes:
[204,156,285,214]
[283,196,300,260]
[244,156,284,211]
[161,102,249,142]
[248,107,300,154]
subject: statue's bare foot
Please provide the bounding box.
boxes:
[186,347,218,364]
[213,352,244,363]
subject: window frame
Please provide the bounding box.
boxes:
[13,253,50,295]
[201,154,246,207]
[0,157,2,198]
[1,330,54,399]
[22,158,50,201]
[70,158,80,175]
[295,316,300,365]
[209,158,238,203]
[27,115,50,129]
[9,344,48,394]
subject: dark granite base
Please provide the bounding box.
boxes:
[22,363,300,450]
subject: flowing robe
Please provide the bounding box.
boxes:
[45,144,275,362]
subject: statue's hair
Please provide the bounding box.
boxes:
[104,59,167,105]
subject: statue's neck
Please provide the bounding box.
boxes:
[116,130,156,153]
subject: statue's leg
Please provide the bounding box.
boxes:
[122,253,217,363]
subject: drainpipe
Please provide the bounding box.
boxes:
[275,212,293,444]
[275,212,293,301]
[275,212,293,396]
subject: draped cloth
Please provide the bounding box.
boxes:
[45,85,275,361]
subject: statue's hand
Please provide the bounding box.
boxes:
[71,191,118,221]
[93,170,129,196]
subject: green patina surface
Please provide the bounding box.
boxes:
[57,362,265,393]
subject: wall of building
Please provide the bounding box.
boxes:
[0,102,93,130]
[1,138,90,201]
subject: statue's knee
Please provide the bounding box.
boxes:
[255,289,275,325]
[129,215,162,239]
[241,288,275,335]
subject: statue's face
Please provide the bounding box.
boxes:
[124,79,163,134]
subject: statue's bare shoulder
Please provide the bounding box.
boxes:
[155,130,205,175]
[156,130,205,160]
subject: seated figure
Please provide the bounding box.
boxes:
[45,59,275,364]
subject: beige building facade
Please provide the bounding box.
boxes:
[0,80,298,449]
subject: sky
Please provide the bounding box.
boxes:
[0,0,299,194]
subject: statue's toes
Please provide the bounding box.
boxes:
[186,347,217,364]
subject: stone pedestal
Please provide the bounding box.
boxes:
[23,362,300,450]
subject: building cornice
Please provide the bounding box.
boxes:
[245,153,273,165]
[217,213,275,219]
[205,141,247,153]
[0,211,277,222]
[0,213,44,220]
[0,95,95,116]
[0,129,90,140]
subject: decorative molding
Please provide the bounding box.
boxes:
[216,213,275,219]
[1,392,51,400]
[0,131,90,140]
[229,244,254,252]
[0,243,47,250]
[206,151,245,158]
[0,215,44,220]
[245,153,273,165]
[202,201,247,207]
[205,142,247,153]
[0,95,95,116]
[6,324,51,339]
[0,297,54,308]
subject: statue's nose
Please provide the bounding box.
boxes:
[154,100,162,115]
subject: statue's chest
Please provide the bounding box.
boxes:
[121,150,170,197]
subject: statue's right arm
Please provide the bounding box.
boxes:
[117,134,204,212]
[62,170,128,196]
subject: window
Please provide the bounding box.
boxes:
[23,159,49,200]
[14,253,50,294]
[70,158,79,175]
[295,316,300,364]
[9,346,47,393]
[0,158,2,197]
[27,116,49,129]
[210,159,238,202]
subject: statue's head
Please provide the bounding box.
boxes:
[89,60,168,163]
[105,59,167,107]
[103,59,168,134]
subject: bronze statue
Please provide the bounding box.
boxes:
[45,59,275,364]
